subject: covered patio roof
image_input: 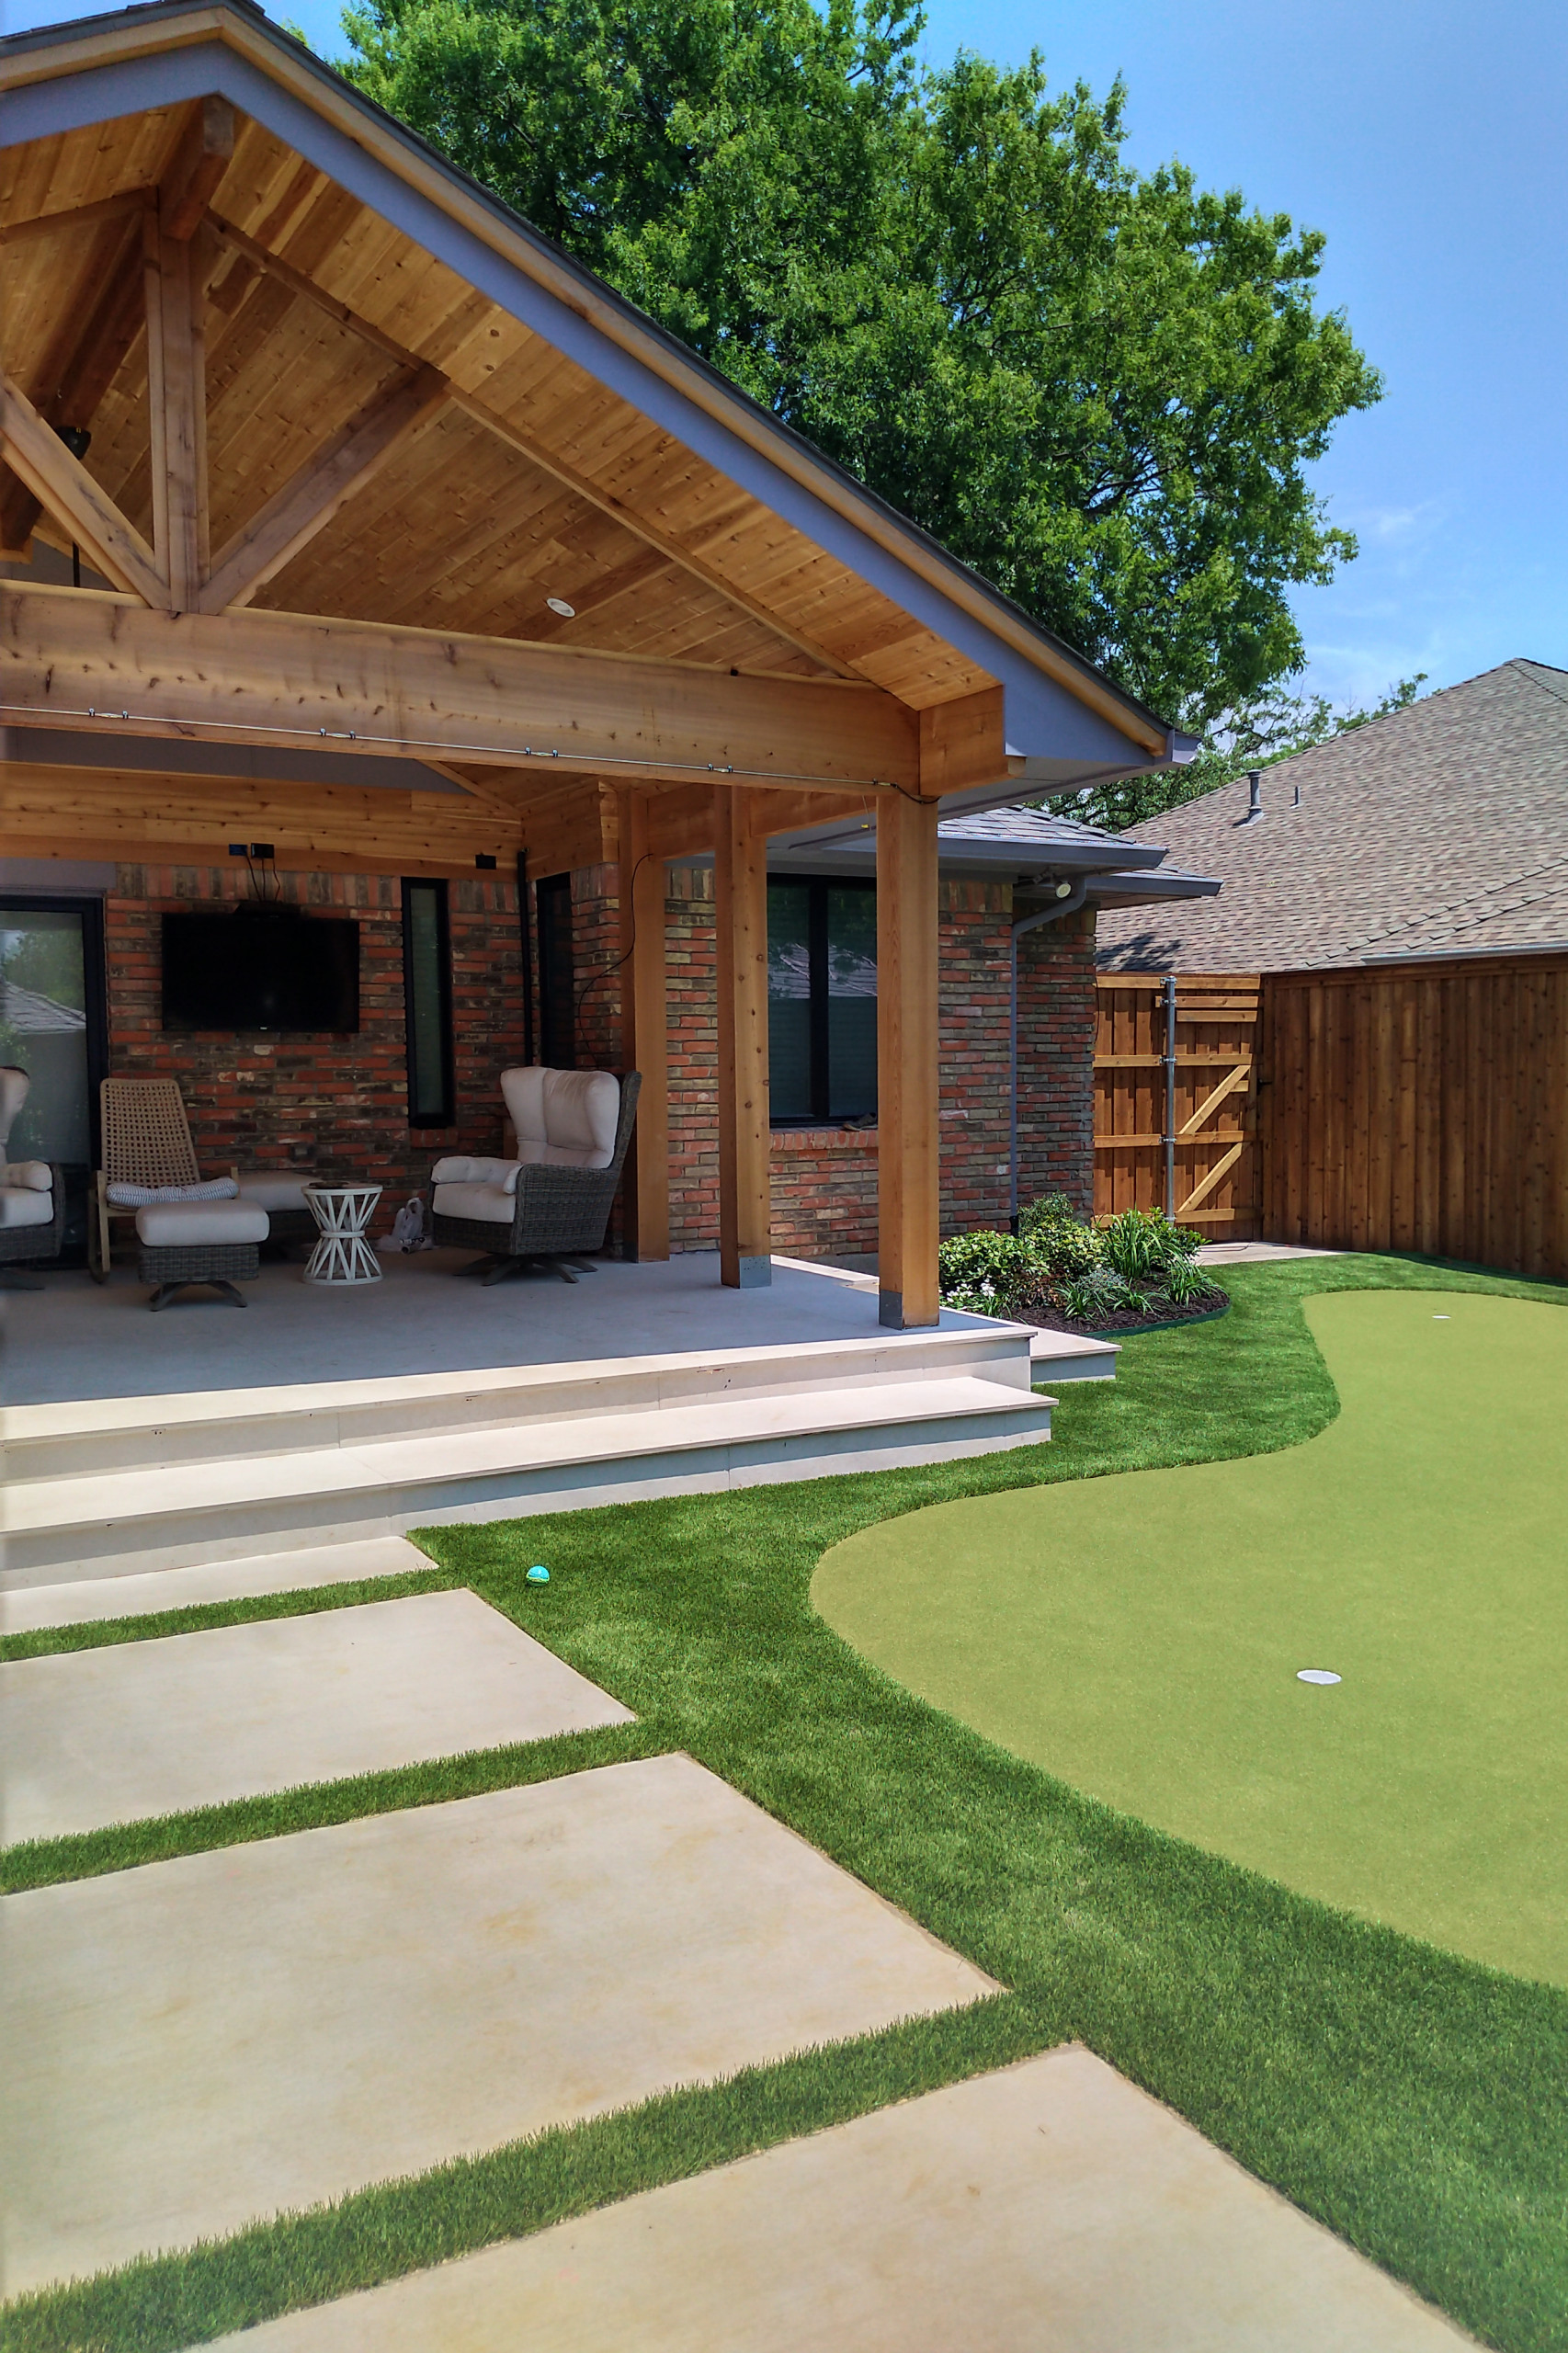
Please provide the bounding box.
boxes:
[0,0,1190,1324]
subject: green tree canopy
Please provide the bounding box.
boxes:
[340,0,1380,725]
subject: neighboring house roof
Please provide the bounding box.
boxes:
[1095,661,1568,972]
[0,975,86,1031]
[763,802,1221,912]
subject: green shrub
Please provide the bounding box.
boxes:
[1160,1256,1215,1307]
[937,1229,1031,1316]
[1099,1206,1202,1280]
[1018,1193,1105,1280]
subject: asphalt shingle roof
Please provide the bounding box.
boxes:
[1095,660,1568,972]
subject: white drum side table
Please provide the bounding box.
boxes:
[303,1180,384,1286]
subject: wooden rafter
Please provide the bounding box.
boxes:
[0,206,145,554]
[161,97,236,242]
[0,99,235,563]
[205,210,861,681]
[0,585,921,790]
[0,371,166,604]
[200,364,449,612]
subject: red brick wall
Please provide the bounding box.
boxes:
[107,862,527,1233]
[538,864,1096,1255]
[1017,906,1097,1217]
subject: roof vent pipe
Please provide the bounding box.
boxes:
[1245,770,1263,819]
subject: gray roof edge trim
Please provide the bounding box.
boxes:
[1083,871,1221,904]
[1358,938,1568,968]
[0,6,1177,756]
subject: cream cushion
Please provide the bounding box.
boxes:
[135,1199,269,1247]
[237,1176,313,1211]
[431,1181,515,1225]
[429,1156,521,1192]
[1,1159,51,1191]
[0,1185,53,1230]
[500,1067,619,1170]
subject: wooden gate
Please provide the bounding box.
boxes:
[1094,973,1261,1234]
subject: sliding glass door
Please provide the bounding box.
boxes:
[0,896,108,1254]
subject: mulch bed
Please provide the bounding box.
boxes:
[1020,1287,1231,1339]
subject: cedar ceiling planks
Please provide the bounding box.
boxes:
[0,104,997,708]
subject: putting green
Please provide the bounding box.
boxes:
[813,1289,1568,1986]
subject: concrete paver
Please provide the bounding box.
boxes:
[0,1589,631,1844]
[1,1754,994,2296]
[0,1535,432,1633]
[212,2047,1475,2352]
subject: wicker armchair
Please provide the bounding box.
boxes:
[430,1067,641,1286]
[89,1077,239,1280]
[0,1066,63,1291]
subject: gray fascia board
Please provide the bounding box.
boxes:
[1080,870,1221,905]
[0,17,1175,777]
[765,813,1166,872]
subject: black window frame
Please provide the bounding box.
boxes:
[535,871,575,1071]
[767,875,877,1129]
[400,877,455,1129]
[0,892,108,1156]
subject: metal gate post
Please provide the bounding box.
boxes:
[1163,972,1177,1220]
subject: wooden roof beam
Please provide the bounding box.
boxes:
[0,584,924,793]
[162,97,237,242]
[0,101,235,560]
[205,209,859,682]
[0,206,145,554]
[200,363,449,612]
[0,370,166,603]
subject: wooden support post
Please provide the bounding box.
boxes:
[877,790,941,1327]
[144,209,208,608]
[715,784,772,1288]
[618,787,670,1261]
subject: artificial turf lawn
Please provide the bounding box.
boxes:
[814,1286,1568,1988]
[3,1254,1567,2353]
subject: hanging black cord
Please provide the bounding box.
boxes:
[572,850,654,1060]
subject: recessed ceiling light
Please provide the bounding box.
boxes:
[546,596,575,619]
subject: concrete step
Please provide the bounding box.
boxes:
[0,1324,1036,1484]
[2,1374,1053,1585]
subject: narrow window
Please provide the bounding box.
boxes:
[401,878,454,1127]
[767,879,877,1125]
[535,872,575,1069]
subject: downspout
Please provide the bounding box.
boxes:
[1009,878,1089,1234]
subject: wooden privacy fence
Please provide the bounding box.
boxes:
[1094,973,1261,1234]
[1094,953,1568,1279]
[1260,951,1568,1279]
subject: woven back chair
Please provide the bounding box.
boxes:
[91,1077,232,1279]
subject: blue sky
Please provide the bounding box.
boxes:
[6,0,1563,710]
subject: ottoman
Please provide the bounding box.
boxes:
[136,1198,271,1310]
[237,1173,318,1255]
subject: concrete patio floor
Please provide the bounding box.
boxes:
[212,2047,1474,2353]
[0,1246,985,1406]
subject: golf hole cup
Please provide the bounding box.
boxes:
[1297,1668,1341,1685]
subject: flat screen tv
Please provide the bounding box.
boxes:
[161,907,360,1033]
